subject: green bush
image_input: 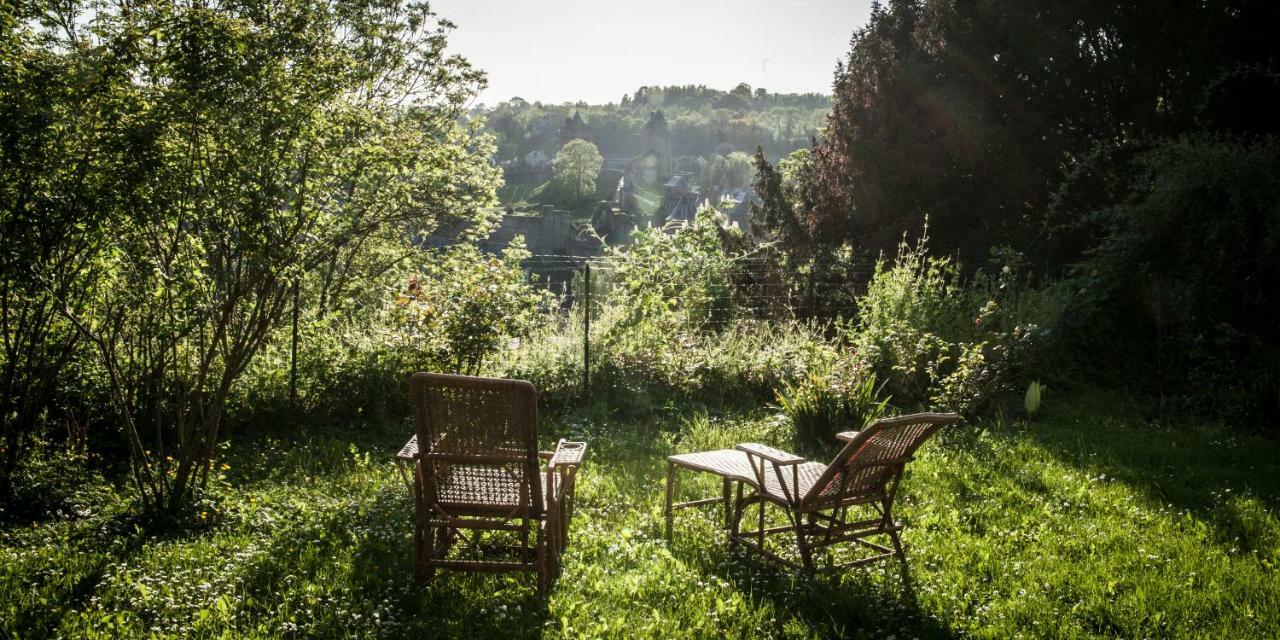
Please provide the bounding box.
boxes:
[775,359,887,453]
[1,438,110,523]
[587,319,840,417]
[494,312,584,408]
[602,207,739,339]
[1081,134,1280,427]
[849,231,1065,415]
[232,244,551,425]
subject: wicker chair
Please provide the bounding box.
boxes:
[398,372,586,594]
[665,413,958,572]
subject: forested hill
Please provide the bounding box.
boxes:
[477,84,829,167]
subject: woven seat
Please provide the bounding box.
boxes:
[400,372,587,595]
[667,449,828,501]
[665,413,959,573]
[433,464,558,514]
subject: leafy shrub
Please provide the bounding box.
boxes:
[394,243,552,375]
[850,231,1065,415]
[602,207,739,339]
[1081,134,1280,427]
[1,438,110,523]
[775,360,887,453]
[587,319,840,417]
[495,313,583,408]
[232,244,550,425]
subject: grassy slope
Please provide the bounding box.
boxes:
[2,389,1278,639]
[633,185,662,220]
[497,183,539,208]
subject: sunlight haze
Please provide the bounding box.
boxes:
[430,0,875,104]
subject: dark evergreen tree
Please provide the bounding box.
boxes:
[805,0,1280,267]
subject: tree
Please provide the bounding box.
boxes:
[751,147,813,253]
[553,139,603,202]
[1081,135,1280,425]
[702,151,754,192]
[15,0,500,514]
[0,9,132,505]
[804,0,1280,266]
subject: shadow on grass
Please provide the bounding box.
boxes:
[221,477,552,639]
[350,488,553,639]
[671,534,955,639]
[996,388,1280,553]
[7,506,212,638]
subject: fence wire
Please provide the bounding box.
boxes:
[516,252,876,401]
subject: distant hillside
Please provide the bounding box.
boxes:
[479,83,829,167]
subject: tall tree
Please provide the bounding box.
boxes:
[805,0,1280,267]
[0,5,133,504]
[553,139,603,201]
[19,0,500,514]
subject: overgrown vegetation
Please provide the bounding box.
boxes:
[3,0,1279,637]
[0,0,505,515]
[752,0,1280,428]
[4,388,1278,638]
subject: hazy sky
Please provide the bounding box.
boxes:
[429,0,875,106]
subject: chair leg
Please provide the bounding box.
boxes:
[757,492,766,549]
[882,495,906,564]
[536,523,550,597]
[560,477,573,551]
[794,509,815,573]
[548,516,560,582]
[888,526,907,565]
[412,462,434,581]
[664,461,676,540]
[415,514,434,582]
[730,482,745,536]
[721,478,732,530]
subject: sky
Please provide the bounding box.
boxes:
[429,0,876,106]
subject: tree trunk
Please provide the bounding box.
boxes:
[0,430,17,506]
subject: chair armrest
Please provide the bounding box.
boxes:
[735,443,805,466]
[835,430,860,443]
[547,439,587,469]
[539,451,554,461]
[398,433,453,462]
[396,435,418,462]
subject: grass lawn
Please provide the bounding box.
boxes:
[3,388,1278,638]
[497,183,539,208]
[632,185,662,220]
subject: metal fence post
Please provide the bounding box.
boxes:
[583,262,591,402]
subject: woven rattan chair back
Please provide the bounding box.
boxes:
[803,413,960,507]
[409,372,542,518]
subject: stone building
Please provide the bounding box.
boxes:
[625,110,672,186]
[659,174,700,226]
[592,202,635,245]
[480,206,597,258]
[558,111,593,147]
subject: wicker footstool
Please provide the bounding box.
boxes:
[664,449,756,539]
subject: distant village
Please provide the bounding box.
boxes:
[481,109,760,272]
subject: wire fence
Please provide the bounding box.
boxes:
[511,251,879,402]
[282,248,879,405]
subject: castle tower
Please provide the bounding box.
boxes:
[641,110,671,178]
[558,110,592,148]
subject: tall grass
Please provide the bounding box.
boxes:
[3,388,1278,638]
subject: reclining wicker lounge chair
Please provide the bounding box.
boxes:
[397,372,586,594]
[664,413,958,572]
